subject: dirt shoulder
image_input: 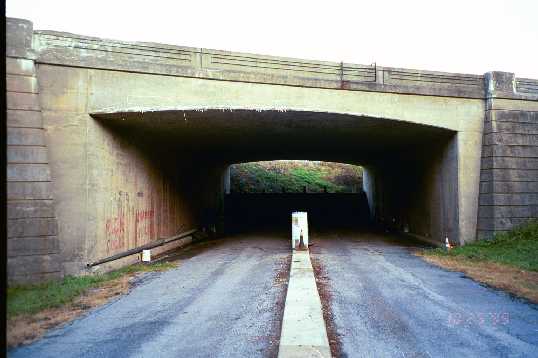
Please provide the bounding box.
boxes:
[311,255,341,357]
[8,272,143,348]
[418,254,538,304]
[7,237,225,349]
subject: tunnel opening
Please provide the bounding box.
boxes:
[224,160,370,233]
[82,108,458,270]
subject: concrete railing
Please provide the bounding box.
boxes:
[516,78,538,95]
[32,31,485,99]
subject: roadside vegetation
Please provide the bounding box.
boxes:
[8,261,175,318]
[7,261,176,347]
[424,220,538,271]
[420,219,538,302]
[230,160,363,193]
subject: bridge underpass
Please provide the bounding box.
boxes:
[6,17,538,357]
[11,78,534,358]
[8,17,538,284]
[92,108,458,246]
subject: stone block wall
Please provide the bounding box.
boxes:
[6,18,62,283]
[477,72,538,239]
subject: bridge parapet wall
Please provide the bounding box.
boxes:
[516,78,538,96]
[478,72,538,239]
[6,18,62,283]
[32,30,484,99]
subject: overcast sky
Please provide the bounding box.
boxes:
[6,0,538,78]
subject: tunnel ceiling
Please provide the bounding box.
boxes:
[92,110,455,166]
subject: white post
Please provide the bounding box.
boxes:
[142,249,151,262]
[291,212,309,250]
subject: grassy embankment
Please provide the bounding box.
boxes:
[7,261,176,347]
[420,219,538,302]
[230,160,363,193]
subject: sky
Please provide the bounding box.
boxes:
[6,0,538,78]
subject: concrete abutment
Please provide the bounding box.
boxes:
[477,72,538,239]
[6,18,62,283]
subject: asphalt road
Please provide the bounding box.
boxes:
[9,229,538,358]
[310,230,538,358]
[9,233,291,358]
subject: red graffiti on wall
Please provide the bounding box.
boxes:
[136,209,154,223]
[106,215,125,251]
[106,217,125,236]
[135,209,155,244]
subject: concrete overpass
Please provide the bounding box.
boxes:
[6,18,538,283]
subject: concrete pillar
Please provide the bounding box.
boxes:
[456,129,483,244]
[485,71,516,98]
[6,18,62,283]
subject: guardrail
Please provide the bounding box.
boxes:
[86,228,202,267]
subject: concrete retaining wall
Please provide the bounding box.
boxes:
[362,134,459,244]
[6,18,62,283]
[36,63,200,276]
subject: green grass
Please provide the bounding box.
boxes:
[289,167,342,192]
[424,219,538,272]
[230,161,362,193]
[7,261,176,319]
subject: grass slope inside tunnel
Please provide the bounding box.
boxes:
[420,219,538,303]
[230,160,363,193]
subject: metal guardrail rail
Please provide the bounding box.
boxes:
[86,228,199,267]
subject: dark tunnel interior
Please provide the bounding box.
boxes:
[92,109,458,243]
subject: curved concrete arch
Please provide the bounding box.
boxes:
[91,108,457,167]
[87,70,485,133]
